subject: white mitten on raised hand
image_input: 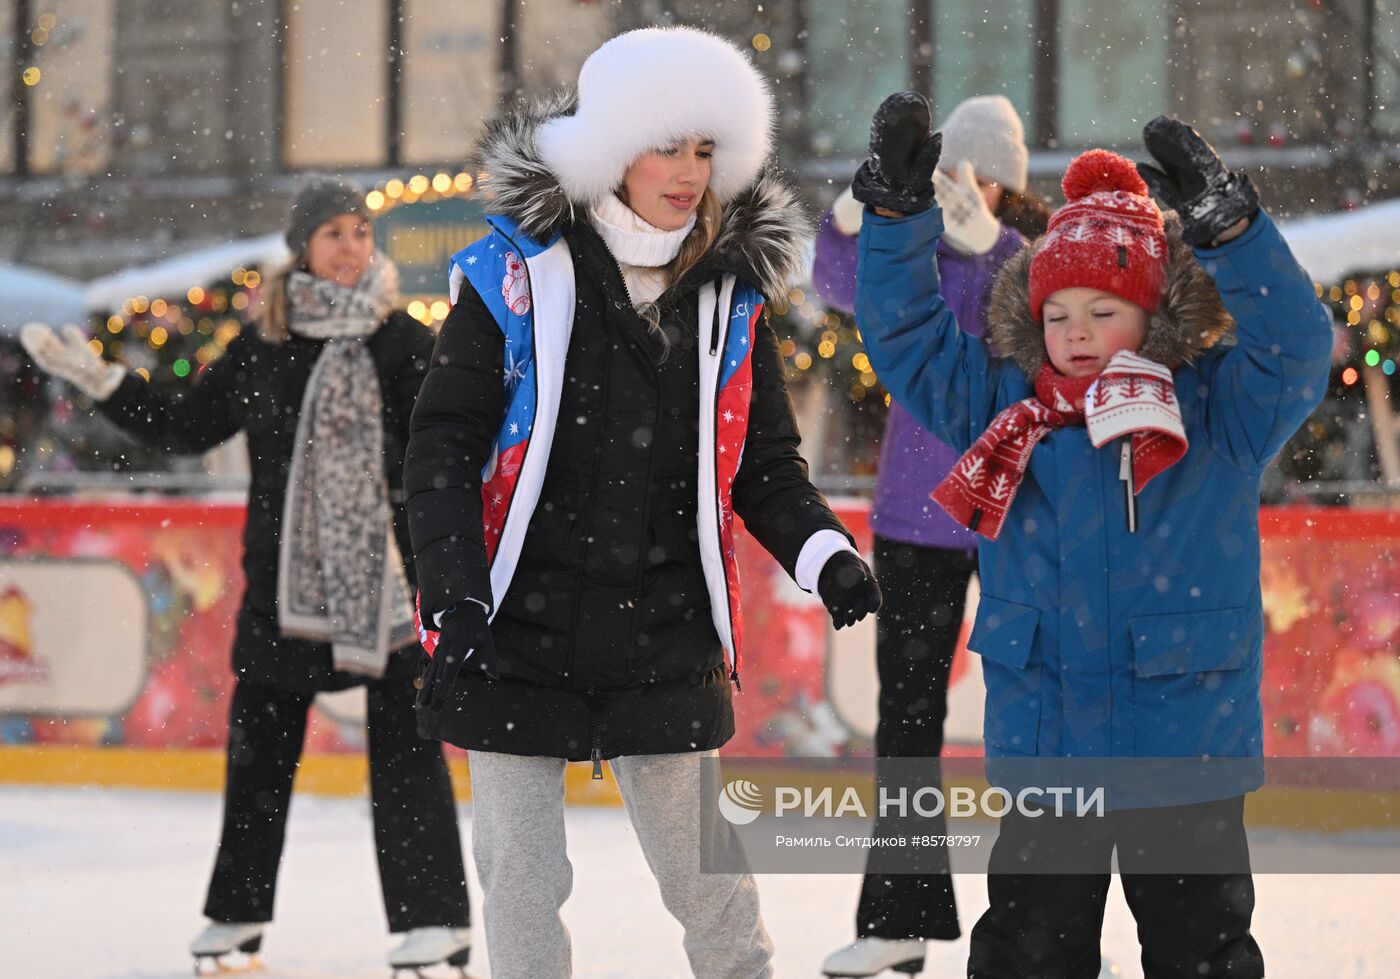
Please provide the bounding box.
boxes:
[831,185,865,237]
[20,323,126,401]
[933,160,1001,256]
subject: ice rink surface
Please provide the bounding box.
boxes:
[1,786,1394,978]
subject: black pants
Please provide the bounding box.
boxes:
[856,536,977,942]
[967,796,1264,979]
[202,670,471,933]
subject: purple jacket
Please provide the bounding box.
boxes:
[812,208,1025,550]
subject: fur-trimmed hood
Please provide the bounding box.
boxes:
[988,214,1235,377]
[469,96,812,301]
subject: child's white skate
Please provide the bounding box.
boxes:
[387,926,474,977]
[821,937,927,977]
[190,920,265,974]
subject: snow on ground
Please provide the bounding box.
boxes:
[0,786,1394,979]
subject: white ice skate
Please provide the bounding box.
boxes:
[821,937,927,977]
[388,926,474,977]
[190,920,265,974]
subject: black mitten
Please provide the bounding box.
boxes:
[851,91,943,215]
[415,600,497,714]
[817,551,883,630]
[1136,115,1260,247]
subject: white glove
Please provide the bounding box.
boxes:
[20,323,126,401]
[831,185,865,236]
[933,160,1002,256]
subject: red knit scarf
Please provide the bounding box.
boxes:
[931,355,1187,541]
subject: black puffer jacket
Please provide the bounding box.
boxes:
[99,313,434,693]
[405,101,852,760]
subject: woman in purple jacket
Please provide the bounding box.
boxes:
[815,96,1049,979]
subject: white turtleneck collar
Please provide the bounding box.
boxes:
[589,194,696,308]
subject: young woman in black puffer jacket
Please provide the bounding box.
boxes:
[404,27,881,979]
[24,177,472,973]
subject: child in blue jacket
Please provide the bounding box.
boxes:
[851,93,1332,979]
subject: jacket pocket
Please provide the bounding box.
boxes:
[969,595,1043,754]
[645,505,702,568]
[1128,606,1262,756]
[521,496,579,569]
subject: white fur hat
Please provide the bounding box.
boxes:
[536,27,774,205]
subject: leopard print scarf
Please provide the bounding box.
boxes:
[276,255,416,676]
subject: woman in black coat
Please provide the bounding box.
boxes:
[22,177,472,974]
[404,28,881,979]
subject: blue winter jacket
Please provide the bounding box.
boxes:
[856,206,1332,800]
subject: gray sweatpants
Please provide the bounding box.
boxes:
[468,748,774,979]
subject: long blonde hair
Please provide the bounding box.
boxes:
[255,253,302,345]
[663,187,724,295]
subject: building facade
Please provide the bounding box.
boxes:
[3,0,1396,278]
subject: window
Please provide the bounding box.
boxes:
[516,0,611,99]
[28,1,114,174]
[932,0,1035,139]
[1170,0,1352,148]
[1056,0,1168,147]
[804,0,910,157]
[1,1,115,175]
[283,0,515,169]
[401,0,499,166]
[0,0,15,174]
[1373,1,1400,136]
[282,0,390,168]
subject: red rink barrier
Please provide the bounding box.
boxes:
[1,500,1398,760]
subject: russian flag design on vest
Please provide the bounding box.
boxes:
[712,284,763,674]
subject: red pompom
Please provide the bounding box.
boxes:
[1061,149,1148,201]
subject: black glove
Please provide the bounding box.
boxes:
[415,601,497,714]
[817,551,883,630]
[851,91,943,215]
[1136,115,1260,248]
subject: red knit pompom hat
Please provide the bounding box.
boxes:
[1028,149,1168,318]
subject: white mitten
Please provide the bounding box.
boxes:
[933,160,1001,256]
[831,185,865,236]
[20,323,126,401]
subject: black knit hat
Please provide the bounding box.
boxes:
[284,174,370,253]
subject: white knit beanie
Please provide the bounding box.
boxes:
[537,27,774,206]
[938,95,1029,193]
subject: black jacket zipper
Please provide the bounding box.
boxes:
[588,700,604,780]
[708,278,722,355]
